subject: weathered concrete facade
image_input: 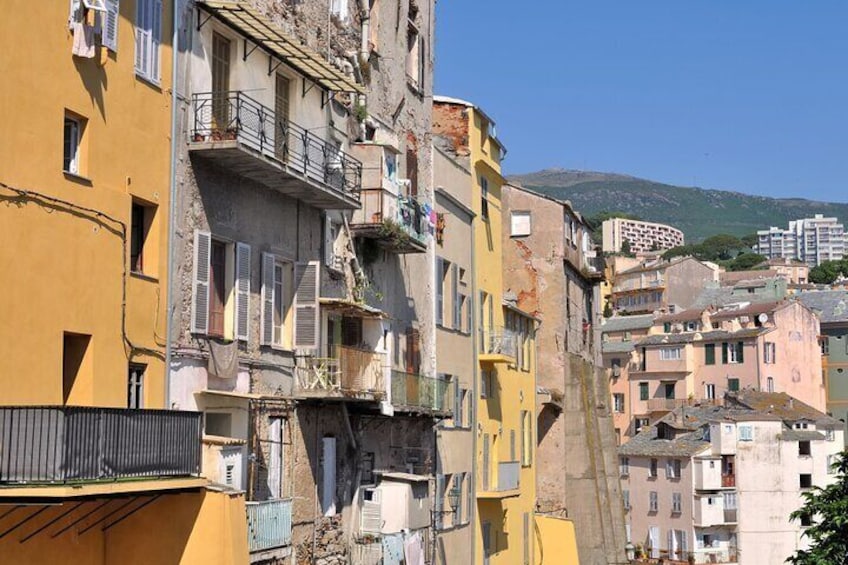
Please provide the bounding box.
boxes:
[502,184,628,565]
[171,0,441,563]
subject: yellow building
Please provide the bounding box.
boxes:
[435,97,542,564]
[0,1,246,562]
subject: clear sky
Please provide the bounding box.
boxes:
[434,1,848,202]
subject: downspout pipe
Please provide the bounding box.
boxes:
[164,0,180,409]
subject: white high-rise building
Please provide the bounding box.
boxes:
[757,214,846,266]
[602,218,685,254]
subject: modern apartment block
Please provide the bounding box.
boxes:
[170,1,445,563]
[797,291,848,434]
[620,393,844,565]
[0,1,247,562]
[757,214,847,266]
[602,218,685,254]
[610,256,719,315]
[435,98,552,565]
[501,185,627,565]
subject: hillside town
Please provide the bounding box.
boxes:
[1,1,846,565]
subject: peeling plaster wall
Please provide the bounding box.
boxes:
[502,185,628,565]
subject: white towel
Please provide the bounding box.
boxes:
[72,22,95,58]
[208,340,239,379]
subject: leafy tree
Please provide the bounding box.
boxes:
[810,262,841,285]
[741,233,759,249]
[726,253,767,272]
[698,234,744,261]
[787,451,848,564]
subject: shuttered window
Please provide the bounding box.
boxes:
[405,148,418,196]
[135,0,162,83]
[435,257,444,326]
[191,230,211,334]
[452,263,460,329]
[293,261,320,349]
[234,243,251,342]
[103,0,119,51]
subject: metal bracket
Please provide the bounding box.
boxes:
[303,78,318,98]
[243,38,260,62]
[196,9,213,31]
[268,55,284,76]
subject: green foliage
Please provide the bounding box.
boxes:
[741,232,759,248]
[787,451,848,565]
[661,234,748,263]
[809,259,848,285]
[584,210,642,232]
[512,170,848,242]
[726,252,767,272]
[603,301,613,318]
[620,239,634,257]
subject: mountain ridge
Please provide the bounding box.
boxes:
[507,169,848,242]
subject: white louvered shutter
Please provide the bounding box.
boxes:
[150,0,162,81]
[103,0,119,51]
[260,253,275,346]
[191,230,211,334]
[453,378,461,426]
[435,257,443,326]
[451,263,459,329]
[434,475,444,530]
[234,243,251,342]
[293,261,320,349]
[135,0,149,75]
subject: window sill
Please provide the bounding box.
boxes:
[63,171,93,186]
[130,271,159,283]
[135,73,162,91]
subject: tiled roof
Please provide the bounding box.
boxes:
[726,391,841,426]
[779,430,826,441]
[655,308,705,323]
[636,328,767,347]
[710,300,785,320]
[602,341,636,354]
[602,315,655,333]
[796,291,848,324]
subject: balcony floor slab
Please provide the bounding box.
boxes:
[0,477,209,499]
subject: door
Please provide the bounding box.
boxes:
[274,74,290,161]
[211,33,231,133]
[321,437,336,516]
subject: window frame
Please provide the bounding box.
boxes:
[510,210,532,237]
[127,363,145,409]
[63,114,83,175]
[659,347,682,361]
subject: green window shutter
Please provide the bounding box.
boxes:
[640,382,649,401]
[721,342,728,364]
[664,322,671,333]
[728,378,740,392]
[705,344,715,365]
[737,342,744,363]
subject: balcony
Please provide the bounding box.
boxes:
[351,188,428,253]
[0,406,201,486]
[246,499,293,554]
[723,508,737,523]
[646,398,688,412]
[478,461,521,499]
[295,346,385,402]
[478,327,518,364]
[692,546,737,565]
[722,474,736,488]
[190,91,361,210]
[391,371,453,415]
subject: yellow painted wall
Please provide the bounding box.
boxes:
[0,0,173,408]
[467,107,538,565]
[534,515,580,565]
[0,489,249,565]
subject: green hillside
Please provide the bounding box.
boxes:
[508,169,848,242]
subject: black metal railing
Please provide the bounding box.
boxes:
[191,91,362,197]
[0,406,202,484]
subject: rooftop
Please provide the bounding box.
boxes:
[602,314,655,333]
[636,327,767,347]
[796,290,848,324]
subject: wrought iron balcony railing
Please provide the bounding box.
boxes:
[246,498,293,553]
[0,406,202,484]
[478,326,518,358]
[391,370,452,413]
[191,91,362,198]
[296,346,385,398]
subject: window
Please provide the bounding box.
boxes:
[208,240,227,337]
[728,377,740,392]
[635,418,650,434]
[405,20,424,88]
[130,201,157,275]
[436,257,448,327]
[666,458,681,479]
[799,441,811,456]
[723,341,744,364]
[270,259,293,347]
[649,491,658,512]
[63,113,84,175]
[738,425,753,441]
[659,347,682,361]
[799,512,813,527]
[521,410,532,466]
[825,428,835,442]
[330,0,348,21]
[684,321,698,332]
[705,343,716,365]
[205,412,232,436]
[800,474,812,489]
[764,341,776,364]
[663,382,676,400]
[128,363,144,409]
[705,383,716,400]
[510,211,531,237]
[135,0,162,83]
[480,176,489,220]
[827,454,838,474]
[671,492,682,514]
[639,382,649,401]
[620,457,629,476]
[622,489,630,510]
[649,458,658,478]
[767,377,774,393]
[623,331,632,341]
[481,369,493,399]
[613,393,625,413]
[663,322,671,333]
[821,338,830,356]
[795,422,809,430]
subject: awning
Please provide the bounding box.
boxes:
[320,297,386,318]
[377,471,430,483]
[198,1,364,94]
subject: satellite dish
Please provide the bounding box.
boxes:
[758,313,768,323]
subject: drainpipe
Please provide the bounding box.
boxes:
[357,0,369,60]
[469,206,479,565]
[164,0,181,409]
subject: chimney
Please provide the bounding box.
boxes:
[788,398,794,409]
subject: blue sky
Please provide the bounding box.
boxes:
[434,1,848,202]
